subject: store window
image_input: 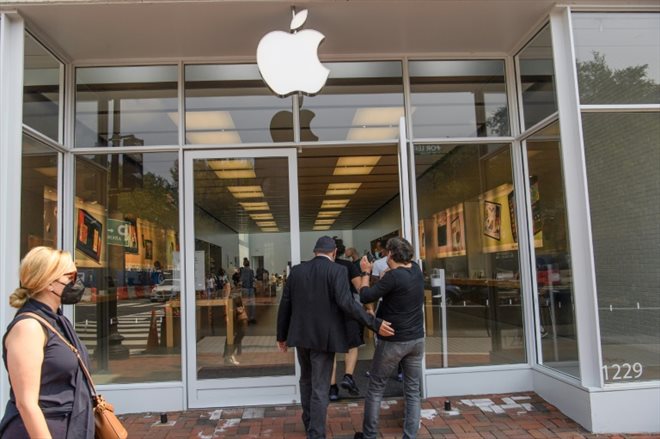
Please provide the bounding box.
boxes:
[299,61,404,142]
[525,122,579,378]
[573,13,660,105]
[409,60,510,139]
[582,113,660,383]
[24,33,61,141]
[75,66,178,147]
[73,152,181,383]
[517,26,557,129]
[185,64,293,144]
[20,134,59,257]
[414,143,525,368]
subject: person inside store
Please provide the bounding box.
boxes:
[239,258,257,324]
[277,236,395,439]
[328,237,363,401]
[344,247,362,272]
[0,246,94,438]
[353,237,425,439]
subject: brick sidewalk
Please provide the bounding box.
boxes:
[120,392,658,438]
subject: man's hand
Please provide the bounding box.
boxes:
[377,320,395,337]
[277,341,288,352]
[360,256,373,273]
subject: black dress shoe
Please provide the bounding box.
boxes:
[354,432,364,439]
[329,384,339,401]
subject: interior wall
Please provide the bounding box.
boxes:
[194,206,239,274]
[353,195,402,254]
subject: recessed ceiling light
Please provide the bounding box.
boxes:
[239,202,270,211]
[215,170,256,179]
[261,227,279,232]
[313,225,331,231]
[228,185,264,198]
[186,131,242,145]
[321,199,350,209]
[250,213,274,220]
[326,182,362,196]
[208,159,253,170]
[256,221,277,227]
[317,211,341,218]
[315,219,336,225]
[336,156,381,167]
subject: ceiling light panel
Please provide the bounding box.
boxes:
[256,221,277,227]
[187,131,241,144]
[313,225,331,231]
[261,227,280,232]
[326,182,361,196]
[314,219,336,225]
[239,201,270,211]
[336,156,381,167]
[208,159,253,170]
[250,213,274,220]
[228,185,264,198]
[215,170,256,179]
[352,107,406,127]
[321,199,350,209]
[317,211,341,218]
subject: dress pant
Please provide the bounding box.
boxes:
[296,347,335,439]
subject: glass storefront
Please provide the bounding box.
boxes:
[73,152,181,383]
[3,6,657,426]
[414,143,525,368]
[524,122,579,378]
[75,66,179,147]
[20,134,60,257]
[573,13,660,105]
[185,64,294,144]
[517,25,557,129]
[299,61,405,142]
[409,60,510,138]
[23,33,61,141]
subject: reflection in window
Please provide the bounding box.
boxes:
[573,13,660,105]
[517,26,557,129]
[75,66,179,147]
[21,135,59,257]
[583,113,660,383]
[185,64,293,144]
[300,61,404,142]
[24,34,61,141]
[414,143,524,368]
[74,153,181,383]
[525,122,579,378]
[409,60,510,138]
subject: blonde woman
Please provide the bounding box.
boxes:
[0,247,94,439]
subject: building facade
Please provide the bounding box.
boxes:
[0,0,658,433]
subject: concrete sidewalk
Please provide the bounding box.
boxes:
[120,392,657,438]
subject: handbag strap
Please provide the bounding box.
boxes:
[22,312,98,397]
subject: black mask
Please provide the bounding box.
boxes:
[53,278,86,304]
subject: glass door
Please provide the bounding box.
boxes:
[183,148,300,408]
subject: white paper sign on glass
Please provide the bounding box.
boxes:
[257,9,330,96]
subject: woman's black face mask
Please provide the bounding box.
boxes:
[53,278,86,304]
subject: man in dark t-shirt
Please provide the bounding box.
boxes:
[354,237,425,439]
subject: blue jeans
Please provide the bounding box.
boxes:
[243,287,256,320]
[362,337,424,439]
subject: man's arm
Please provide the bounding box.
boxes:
[359,271,395,304]
[333,269,394,337]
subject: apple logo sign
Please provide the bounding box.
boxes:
[257,9,330,97]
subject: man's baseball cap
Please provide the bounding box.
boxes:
[313,236,336,253]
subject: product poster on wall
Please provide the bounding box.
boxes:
[433,204,466,258]
[76,209,103,262]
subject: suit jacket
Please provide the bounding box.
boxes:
[277,255,383,353]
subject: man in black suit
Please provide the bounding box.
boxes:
[277,236,395,439]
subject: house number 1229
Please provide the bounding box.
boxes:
[601,362,643,381]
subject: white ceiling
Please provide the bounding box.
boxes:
[8,0,565,62]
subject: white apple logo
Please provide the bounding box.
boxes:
[257,9,330,96]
